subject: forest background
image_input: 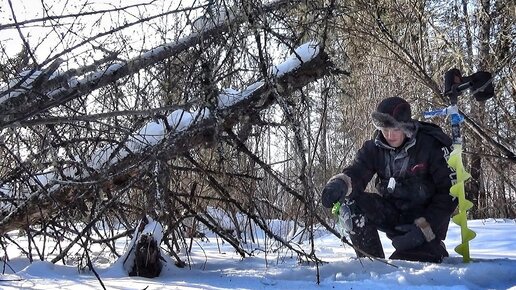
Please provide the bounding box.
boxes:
[0,0,514,277]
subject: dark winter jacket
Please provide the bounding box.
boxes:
[343,121,458,240]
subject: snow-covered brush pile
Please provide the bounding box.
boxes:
[0,40,336,285]
[0,3,333,283]
[0,40,329,233]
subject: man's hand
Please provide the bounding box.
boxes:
[321,177,348,208]
[391,224,426,251]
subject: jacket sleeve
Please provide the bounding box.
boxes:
[342,140,377,196]
[423,141,458,230]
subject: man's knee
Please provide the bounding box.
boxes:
[349,192,400,229]
[347,211,385,259]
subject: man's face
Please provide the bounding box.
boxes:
[380,127,406,148]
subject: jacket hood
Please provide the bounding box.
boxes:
[417,121,452,147]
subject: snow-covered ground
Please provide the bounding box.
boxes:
[1,219,515,290]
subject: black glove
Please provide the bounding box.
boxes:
[321,178,348,208]
[391,224,426,251]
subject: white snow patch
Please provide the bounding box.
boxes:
[270,41,320,76]
[0,70,44,103]
[1,219,515,289]
[217,82,265,108]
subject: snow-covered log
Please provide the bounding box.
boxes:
[0,0,301,129]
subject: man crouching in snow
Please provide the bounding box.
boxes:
[321,96,458,263]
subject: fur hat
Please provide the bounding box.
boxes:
[371,96,417,136]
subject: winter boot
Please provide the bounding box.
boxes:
[389,239,449,263]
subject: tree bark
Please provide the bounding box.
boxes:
[469,0,492,218]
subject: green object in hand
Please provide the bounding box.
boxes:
[331,201,341,216]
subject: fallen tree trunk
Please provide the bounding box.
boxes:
[0,0,302,129]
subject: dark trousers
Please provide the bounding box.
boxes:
[347,192,450,263]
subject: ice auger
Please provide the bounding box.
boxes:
[424,68,494,262]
